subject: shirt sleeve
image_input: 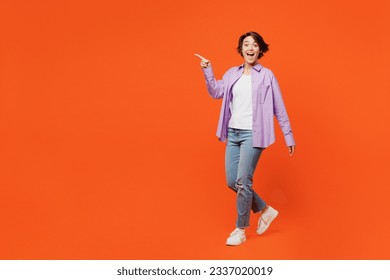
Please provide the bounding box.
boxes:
[202,65,227,99]
[271,73,296,147]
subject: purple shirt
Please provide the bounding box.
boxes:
[202,63,295,148]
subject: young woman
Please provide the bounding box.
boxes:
[195,31,296,246]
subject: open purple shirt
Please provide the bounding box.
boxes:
[202,63,295,148]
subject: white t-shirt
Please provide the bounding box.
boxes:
[228,74,253,130]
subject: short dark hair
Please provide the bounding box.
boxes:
[237,31,269,59]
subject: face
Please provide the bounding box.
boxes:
[242,36,260,65]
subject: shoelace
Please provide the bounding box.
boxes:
[230,228,243,236]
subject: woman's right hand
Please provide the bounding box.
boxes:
[194,53,211,68]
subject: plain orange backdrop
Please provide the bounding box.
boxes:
[1,0,389,259]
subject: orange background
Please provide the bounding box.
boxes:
[1,0,389,259]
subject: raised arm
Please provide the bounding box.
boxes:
[195,54,225,99]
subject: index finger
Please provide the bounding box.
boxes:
[194,53,207,60]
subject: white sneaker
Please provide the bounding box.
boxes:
[226,228,246,246]
[256,206,278,235]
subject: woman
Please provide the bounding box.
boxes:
[195,31,296,246]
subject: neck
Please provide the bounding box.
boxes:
[243,62,256,74]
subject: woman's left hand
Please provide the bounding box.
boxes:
[288,145,296,156]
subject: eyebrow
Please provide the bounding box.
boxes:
[243,40,257,43]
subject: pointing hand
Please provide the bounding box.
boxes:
[194,53,211,68]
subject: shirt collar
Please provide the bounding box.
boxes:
[238,63,263,72]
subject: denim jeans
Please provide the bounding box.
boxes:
[225,128,266,228]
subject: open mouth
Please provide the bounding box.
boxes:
[246,52,255,57]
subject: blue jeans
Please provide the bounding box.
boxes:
[225,128,266,228]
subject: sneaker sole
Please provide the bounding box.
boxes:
[226,236,246,246]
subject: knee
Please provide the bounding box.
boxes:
[235,181,252,194]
